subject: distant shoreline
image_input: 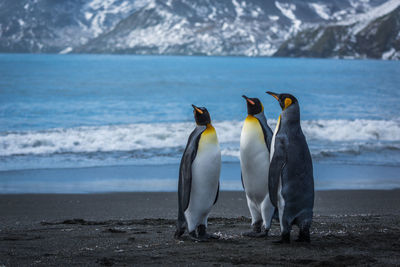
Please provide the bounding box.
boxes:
[1,52,397,61]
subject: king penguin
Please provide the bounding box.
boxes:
[240,95,276,237]
[266,91,314,243]
[174,105,221,241]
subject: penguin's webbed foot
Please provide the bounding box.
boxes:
[242,221,268,238]
[188,231,200,242]
[295,229,310,243]
[174,228,185,239]
[197,225,220,241]
[273,232,290,244]
[241,230,268,238]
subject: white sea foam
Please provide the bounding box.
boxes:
[1,119,399,158]
[302,119,400,142]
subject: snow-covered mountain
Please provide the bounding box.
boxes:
[0,0,398,59]
[0,0,147,53]
[275,0,400,59]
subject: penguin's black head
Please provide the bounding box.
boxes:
[266,91,298,110]
[242,95,263,115]
[192,104,211,126]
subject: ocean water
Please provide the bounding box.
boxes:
[1,54,399,192]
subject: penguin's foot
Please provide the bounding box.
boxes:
[295,229,310,243]
[273,233,290,244]
[174,232,183,240]
[242,221,267,238]
[197,225,220,241]
[188,231,200,242]
[242,230,268,238]
[174,228,185,239]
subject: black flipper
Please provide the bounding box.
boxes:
[254,113,273,152]
[176,125,206,236]
[213,182,220,205]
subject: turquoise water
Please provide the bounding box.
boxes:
[0,54,399,192]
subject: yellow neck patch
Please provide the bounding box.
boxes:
[198,124,218,151]
[284,98,292,110]
[245,115,257,122]
[243,115,265,143]
[274,115,281,134]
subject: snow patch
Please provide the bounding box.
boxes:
[208,7,217,20]
[251,10,259,18]
[309,3,331,20]
[84,0,150,37]
[232,0,244,17]
[84,12,93,20]
[337,0,400,35]
[59,47,73,54]
[275,2,296,20]
[275,1,301,34]
[269,15,279,21]
[18,19,25,27]
[249,35,255,43]
[258,43,277,56]
[146,0,156,10]
[382,48,396,60]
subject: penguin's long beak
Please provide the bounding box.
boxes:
[242,95,255,105]
[266,91,279,101]
[192,104,203,114]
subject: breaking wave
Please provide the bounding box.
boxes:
[1,119,399,170]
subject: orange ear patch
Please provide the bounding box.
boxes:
[284,98,292,109]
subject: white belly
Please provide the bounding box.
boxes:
[240,116,270,204]
[185,136,221,230]
[270,134,276,161]
[270,115,281,161]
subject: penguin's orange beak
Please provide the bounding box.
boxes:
[266,91,279,101]
[192,104,203,114]
[242,95,255,105]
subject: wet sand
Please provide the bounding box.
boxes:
[1,190,400,266]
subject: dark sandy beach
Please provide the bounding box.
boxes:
[1,190,400,266]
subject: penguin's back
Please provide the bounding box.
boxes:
[281,126,314,223]
[284,127,314,195]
